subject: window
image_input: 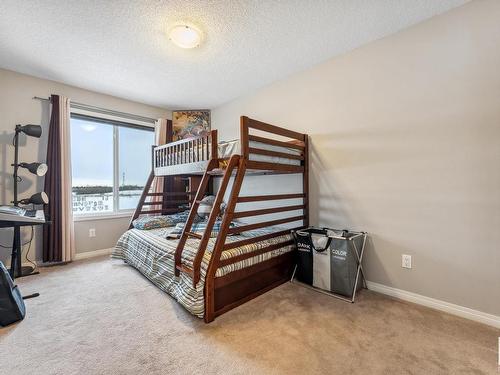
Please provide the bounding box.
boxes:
[71,114,154,216]
[118,126,155,210]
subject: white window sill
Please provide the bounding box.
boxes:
[73,211,134,222]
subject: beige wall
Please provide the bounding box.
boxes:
[0,69,170,264]
[212,0,500,316]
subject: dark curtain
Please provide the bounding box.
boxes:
[43,94,62,262]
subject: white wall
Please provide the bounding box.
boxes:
[212,0,500,316]
[0,69,170,264]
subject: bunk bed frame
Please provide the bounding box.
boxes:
[130,116,308,322]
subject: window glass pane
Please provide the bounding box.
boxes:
[118,126,154,210]
[71,118,114,214]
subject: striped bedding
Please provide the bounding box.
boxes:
[112,226,294,318]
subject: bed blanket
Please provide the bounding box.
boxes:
[112,227,294,318]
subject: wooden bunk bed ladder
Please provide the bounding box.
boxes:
[174,155,241,286]
[173,159,217,278]
[203,156,247,322]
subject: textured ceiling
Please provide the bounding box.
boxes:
[0,0,469,109]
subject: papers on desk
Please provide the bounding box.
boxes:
[0,208,46,223]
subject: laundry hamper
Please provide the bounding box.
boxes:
[292,227,367,302]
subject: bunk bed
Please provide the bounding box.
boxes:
[113,116,309,322]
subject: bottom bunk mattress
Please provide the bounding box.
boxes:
[112,226,294,318]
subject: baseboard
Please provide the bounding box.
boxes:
[366,281,500,329]
[16,248,113,266]
[75,248,113,261]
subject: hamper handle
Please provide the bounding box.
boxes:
[313,237,332,252]
[293,229,332,252]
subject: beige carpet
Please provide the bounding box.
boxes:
[0,256,498,375]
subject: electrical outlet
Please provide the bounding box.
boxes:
[89,228,96,238]
[402,254,412,269]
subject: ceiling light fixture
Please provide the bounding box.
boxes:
[169,25,202,49]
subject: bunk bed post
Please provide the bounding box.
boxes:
[303,134,309,228]
[151,144,156,172]
[204,157,247,323]
[163,119,174,211]
[240,116,249,159]
[210,130,218,160]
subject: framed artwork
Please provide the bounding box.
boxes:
[172,110,211,140]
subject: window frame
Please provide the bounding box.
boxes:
[70,112,155,220]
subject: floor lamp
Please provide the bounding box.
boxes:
[11,124,49,278]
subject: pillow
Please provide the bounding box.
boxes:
[197,195,227,219]
[166,220,238,239]
[197,195,215,218]
[132,210,197,230]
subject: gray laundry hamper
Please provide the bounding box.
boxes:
[292,227,367,303]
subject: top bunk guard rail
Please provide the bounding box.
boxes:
[152,117,308,176]
[153,130,218,176]
[240,116,306,174]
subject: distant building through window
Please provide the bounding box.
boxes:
[70,114,154,216]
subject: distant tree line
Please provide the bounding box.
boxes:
[72,185,143,195]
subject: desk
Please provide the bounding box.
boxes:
[0,210,49,280]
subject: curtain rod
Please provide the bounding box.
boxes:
[33,96,158,124]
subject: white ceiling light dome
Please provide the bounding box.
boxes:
[169,24,202,49]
